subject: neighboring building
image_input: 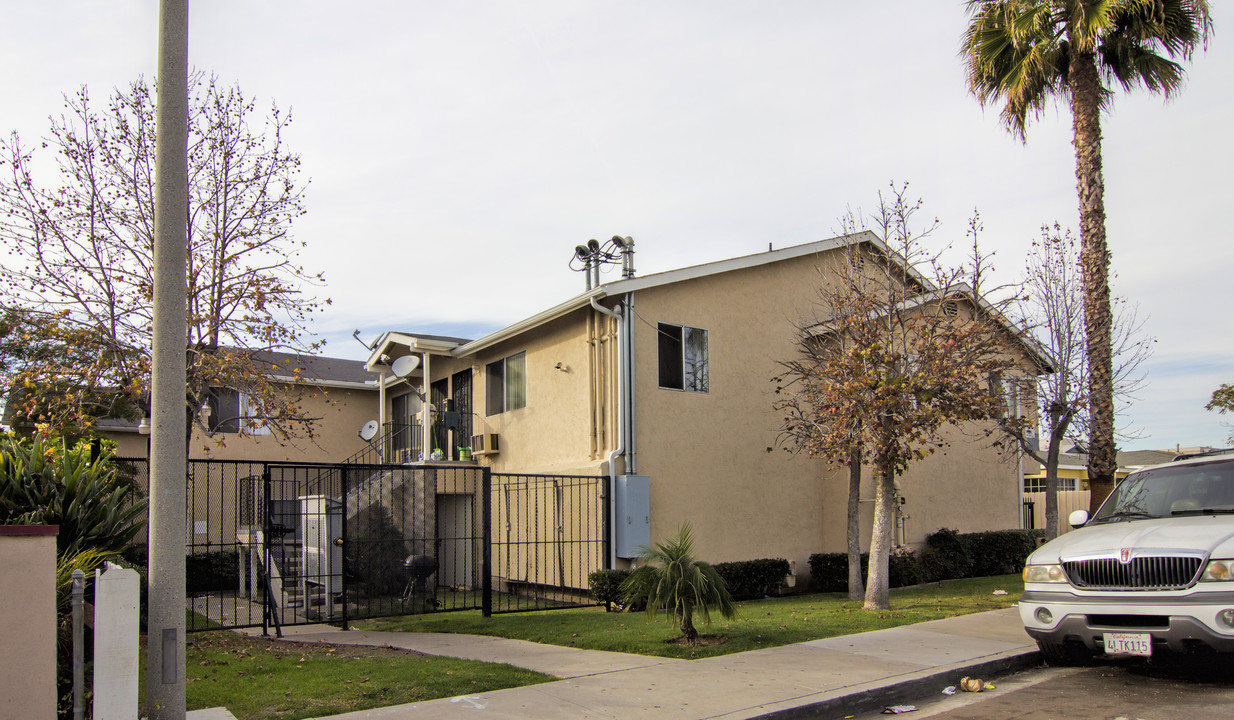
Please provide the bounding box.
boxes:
[1021,447,1177,533]
[99,351,379,463]
[364,232,1048,585]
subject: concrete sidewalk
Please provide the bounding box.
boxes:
[196,607,1040,720]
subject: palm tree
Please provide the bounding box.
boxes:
[620,523,736,643]
[961,0,1212,513]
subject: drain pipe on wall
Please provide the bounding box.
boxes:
[591,296,626,569]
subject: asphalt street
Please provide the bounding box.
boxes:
[851,656,1234,720]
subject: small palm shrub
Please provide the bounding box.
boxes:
[620,523,736,643]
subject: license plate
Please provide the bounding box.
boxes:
[1104,632,1152,656]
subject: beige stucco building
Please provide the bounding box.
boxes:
[100,352,379,463]
[364,233,1048,587]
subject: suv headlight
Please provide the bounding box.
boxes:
[1201,560,1234,582]
[1023,564,1067,583]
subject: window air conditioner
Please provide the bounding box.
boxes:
[471,433,500,454]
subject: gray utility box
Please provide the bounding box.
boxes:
[615,475,650,559]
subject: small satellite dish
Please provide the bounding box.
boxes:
[391,355,421,378]
[358,420,379,441]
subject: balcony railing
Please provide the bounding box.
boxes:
[344,422,423,465]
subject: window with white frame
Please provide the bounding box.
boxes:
[658,322,708,393]
[1024,477,1077,493]
[486,351,526,416]
[206,387,271,435]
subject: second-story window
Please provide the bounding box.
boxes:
[658,323,708,393]
[486,351,526,416]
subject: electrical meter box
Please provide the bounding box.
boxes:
[615,475,650,559]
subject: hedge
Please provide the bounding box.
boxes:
[809,528,1044,591]
[712,558,790,600]
[589,557,789,607]
[808,548,922,592]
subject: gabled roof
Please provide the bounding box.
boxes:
[446,233,883,357]
[252,351,375,387]
[366,230,1046,371]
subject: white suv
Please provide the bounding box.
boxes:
[1019,452,1234,663]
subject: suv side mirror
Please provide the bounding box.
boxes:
[1068,510,1089,528]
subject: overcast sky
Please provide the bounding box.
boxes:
[3,1,1231,450]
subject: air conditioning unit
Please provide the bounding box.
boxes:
[471,433,500,455]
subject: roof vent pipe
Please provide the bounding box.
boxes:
[615,236,635,278]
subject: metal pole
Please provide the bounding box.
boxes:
[71,569,85,720]
[147,1,189,717]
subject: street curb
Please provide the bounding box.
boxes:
[753,649,1043,719]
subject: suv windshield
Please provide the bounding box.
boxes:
[1090,458,1234,523]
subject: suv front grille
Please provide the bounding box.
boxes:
[1064,555,1204,590]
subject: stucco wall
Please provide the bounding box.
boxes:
[378,245,1034,588]
[0,526,58,719]
[629,250,1025,580]
[105,385,379,463]
[460,312,612,477]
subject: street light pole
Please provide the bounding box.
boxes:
[147,1,188,718]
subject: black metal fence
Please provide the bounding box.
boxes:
[117,458,607,634]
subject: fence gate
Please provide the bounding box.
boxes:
[155,458,609,634]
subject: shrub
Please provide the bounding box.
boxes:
[344,504,409,598]
[808,550,922,592]
[962,529,1044,577]
[712,558,790,600]
[812,527,1045,590]
[588,568,632,611]
[0,435,147,557]
[921,528,973,582]
[186,550,240,593]
[807,552,854,593]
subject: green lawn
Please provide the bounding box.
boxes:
[359,574,1024,659]
[162,574,1022,719]
[157,632,552,720]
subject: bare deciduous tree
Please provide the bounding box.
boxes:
[0,74,329,445]
[994,224,1151,537]
[775,184,1027,610]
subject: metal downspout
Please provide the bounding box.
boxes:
[624,294,636,475]
[590,296,624,569]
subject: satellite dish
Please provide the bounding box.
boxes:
[391,355,421,378]
[358,420,379,442]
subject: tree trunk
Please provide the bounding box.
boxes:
[1043,406,1072,540]
[1069,48,1116,514]
[863,465,896,610]
[679,608,697,642]
[846,448,865,600]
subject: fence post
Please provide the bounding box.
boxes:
[482,466,492,617]
[602,475,612,571]
[262,466,271,637]
[71,569,85,720]
[339,466,349,631]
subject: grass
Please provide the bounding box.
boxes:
[147,632,551,720]
[359,573,1023,659]
[151,574,1021,718]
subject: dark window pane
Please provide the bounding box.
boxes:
[658,323,684,390]
[208,387,240,434]
[486,359,504,416]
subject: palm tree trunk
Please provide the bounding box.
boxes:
[680,608,698,642]
[1069,48,1117,514]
